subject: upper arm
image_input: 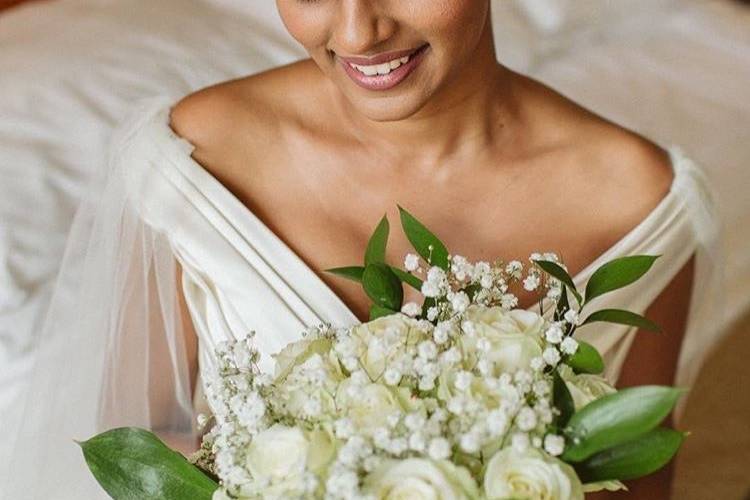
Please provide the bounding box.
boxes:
[587,257,695,500]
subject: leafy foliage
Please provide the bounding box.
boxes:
[79,428,217,500]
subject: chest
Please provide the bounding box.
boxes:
[218,146,616,322]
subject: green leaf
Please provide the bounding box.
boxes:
[553,368,575,427]
[365,215,389,265]
[79,427,217,500]
[362,263,403,311]
[562,386,684,462]
[326,266,365,283]
[398,206,449,270]
[534,260,582,304]
[566,341,605,375]
[389,266,424,291]
[576,428,686,482]
[370,304,397,321]
[584,255,660,305]
[554,286,571,323]
[582,309,662,332]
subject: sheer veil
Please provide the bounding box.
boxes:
[1,97,196,499]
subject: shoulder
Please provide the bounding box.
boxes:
[169,60,327,176]
[518,75,675,250]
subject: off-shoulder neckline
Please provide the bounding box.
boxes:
[140,100,688,322]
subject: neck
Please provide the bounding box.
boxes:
[330,23,519,169]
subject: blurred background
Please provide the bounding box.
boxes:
[0,1,748,498]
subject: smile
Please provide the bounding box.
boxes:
[338,44,429,91]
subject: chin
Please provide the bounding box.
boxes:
[348,92,433,123]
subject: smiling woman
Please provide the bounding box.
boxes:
[276,0,497,121]
[5,1,722,499]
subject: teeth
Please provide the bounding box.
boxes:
[350,54,411,77]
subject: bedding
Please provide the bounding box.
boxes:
[0,0,747,497]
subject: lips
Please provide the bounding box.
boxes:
[337,44,429,92]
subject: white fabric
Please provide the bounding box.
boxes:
[119,98,720,392]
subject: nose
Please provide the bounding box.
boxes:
[333,0,397,55]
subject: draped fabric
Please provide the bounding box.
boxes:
[2,96,723,499]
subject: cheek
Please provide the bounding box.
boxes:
[411,0,488,47]
[276,2,331,51]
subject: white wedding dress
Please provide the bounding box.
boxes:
[1,96,723,499]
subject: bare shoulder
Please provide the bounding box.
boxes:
[168,60,325,176]
[518,75,675,253]
[582,123,674,228]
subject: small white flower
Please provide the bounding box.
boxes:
[543,347,562,366]
[533,380,550,397]
[564,309,580,326]
[383,368,402,386]
[523,274,541,291]
[401,302,421,317]
[408,432,427,452]
[511,432,530,453]
[560,336,579,355]
[418,340,438,360]
[532,436,543,448]
[439,347,462,366]
[530,356,545,372]
[480,273,494,289]
[460,432,481,454]
[421,281,441,298]
[544,434,566,456]
[427,266,447,284]
[433,322,450,344]
[388,437,408,455]
[545,324,564,344]
[461,320,476,336]
[334,418,355,439]
[419,377,436,391]
[426,306,439,321]
[373,427,391,448]
[500,293,518,309]
[404,412,426,431]
[454,371,473,392]
[487,410,509,437]
[447,396,464,414]
[505,260,523,278]
[427,438,452,460]
[450,291,470,313]
[342,356,359,372]
[517,407,538,431]
[404,253,420,272]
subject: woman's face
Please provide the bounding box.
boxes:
[277,0,494,122]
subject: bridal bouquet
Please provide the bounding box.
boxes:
[81,208,685,500]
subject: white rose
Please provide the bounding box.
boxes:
[276,353,341,419]
[273,337,337,381]
[559,365,616,410]
[350,315,428,379]
[484,448,584,500]
[336,382,405,435]
[365,458,479,500]
[462,306,544,373]
[245,424,309,483]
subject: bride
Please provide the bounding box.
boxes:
[4,1,720,499]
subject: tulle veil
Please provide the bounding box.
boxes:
[1,98,196,499]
